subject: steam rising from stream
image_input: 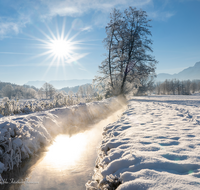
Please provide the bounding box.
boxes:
[1,97,127,190]
[0,96,127,179]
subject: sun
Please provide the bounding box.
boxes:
[25,18,90,79]
[27,18,90,68]
[49,39,72,57]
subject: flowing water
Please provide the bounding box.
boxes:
[1,108,125,190]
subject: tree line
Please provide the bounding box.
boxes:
[0,82,38,99]
[0,81,100,100]
[0,83,101,116]
[155,79,200,95]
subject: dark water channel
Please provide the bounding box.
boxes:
[1,108,124,190]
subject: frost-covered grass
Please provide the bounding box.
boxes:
[0,96,126,183]
[0,94,101,117]
[86,95,200,190]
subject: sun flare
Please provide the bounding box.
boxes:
[26,18,90,78]
[50,39,72,57]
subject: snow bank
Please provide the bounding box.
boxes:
[0,96,126,181]
[86,95,200,189]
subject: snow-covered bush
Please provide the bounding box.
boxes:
[53,92,67,107]
[0,98,14,116]
[0,93,105,117]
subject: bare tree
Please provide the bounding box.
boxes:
[2,84,14,99]
[197,81,200,92]
[155,82,161,95]
[85,84,94,98]
[49,84,56,99]
[26,88,37,99]
[68,90,74,97]
[43,83,49,99]
[78,86,84,98]
[38,87,44,99]
[42,83,56,99]
[94,7,157,96]
[190,81,197,93]
[12,86,24,99]
[185,80,191,95]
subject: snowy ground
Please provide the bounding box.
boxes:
[0,96,126,183]
[86,95,200,190]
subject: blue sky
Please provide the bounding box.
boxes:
[0,0,200,85]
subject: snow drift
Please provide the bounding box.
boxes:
[0,96,126,182]
[86,95,200,190]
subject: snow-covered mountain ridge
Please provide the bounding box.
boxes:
[157,61,200,81]
[25,79,93,89]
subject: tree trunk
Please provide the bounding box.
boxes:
[108,28,114,89]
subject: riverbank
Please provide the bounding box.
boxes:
[86,95,200,190]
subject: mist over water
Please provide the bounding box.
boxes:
[1,97,127,190]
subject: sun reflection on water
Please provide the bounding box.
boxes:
[44,133,87,170]
[8,108,126,190]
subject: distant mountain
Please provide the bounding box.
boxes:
[25,79,93,89]
[60,83,93,94]
[49,79,92,89]
[156,61,200,82]
[25,81,46,89]
[60,86,80,93]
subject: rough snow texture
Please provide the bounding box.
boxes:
[86,95,200,190]
[0,97,125,181]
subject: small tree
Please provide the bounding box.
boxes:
[43,83,49,99]
[68,90,74,97]
[2,84,14,99]
[78,86,84,98]
[38,87,45,99]
[190,81,197,94]
[49,84,56,99]
[43,83,56,99]
[86,84,94,98]
[197,81,200,92]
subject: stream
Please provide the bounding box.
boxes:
[1,108,125,190]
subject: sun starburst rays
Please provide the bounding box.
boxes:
[23,19,90,79]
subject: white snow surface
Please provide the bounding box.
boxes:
[0,97,125,181]
[86,95,200,190]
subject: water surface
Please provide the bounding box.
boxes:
[1,108,124,190]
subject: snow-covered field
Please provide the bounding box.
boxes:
[0,96,126,182]
[86,95,200,189]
